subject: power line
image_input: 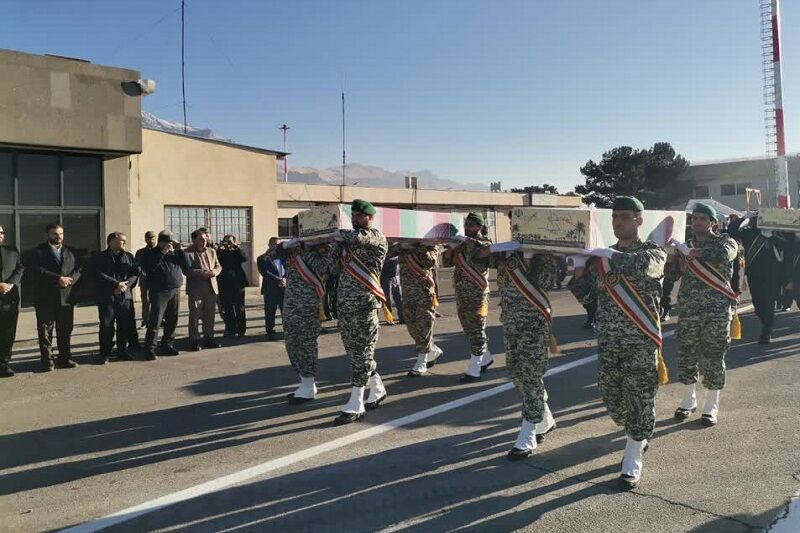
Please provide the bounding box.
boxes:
[108,5,182,58]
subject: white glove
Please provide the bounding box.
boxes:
[668,237,691,255]
[489,241,521,253]
[585,247,619,259]
[568,255,589,268]
[282,238,301,249]
[738,217,750,229]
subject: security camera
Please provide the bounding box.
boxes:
[136,79,157,95]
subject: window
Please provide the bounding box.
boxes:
[694,186,710,197]
[165,206,252,246]
[720,184,736,196]
[18,153,59,206]
[278,217,294,238]
[63,156,103,206]
[736,182,752,195]
[0,153,12,206]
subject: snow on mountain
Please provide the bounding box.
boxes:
[141,111,231,141]
[279,163,488,191]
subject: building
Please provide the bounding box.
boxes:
[680,154,800,211]
[0,48,582,305]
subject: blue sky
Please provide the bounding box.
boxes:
[2,0,798,191]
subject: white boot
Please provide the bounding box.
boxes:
[620,436,647,488]
[291,376,317,399]
[341,386,365,414]
[535,402,556,440]
[409,353,428,376]
[365,372,387,409]
[513,419,537,451]
[701,389,720,426]
[427,344,443,367]
[464,353,484,378]
[480,348,494,371]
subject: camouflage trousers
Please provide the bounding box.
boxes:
[677,312,731,390]
[504,314,550,424]
[339,304,380,387]
[403,294,435,353]
[597,340,659,441]
[283,298,321,378]
[456,297,488,356]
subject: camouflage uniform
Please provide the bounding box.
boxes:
[492,251,556,423]
[331,228,388,387]
[569,240,666,441]
[279,244,331,378]
[396,245,440,353]
[676,234,738,390]
[442,236,492,356]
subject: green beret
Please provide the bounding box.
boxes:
[692,202,717,221]
[466,212,485,226]
[351,199,376,215]
[612,196,644,212]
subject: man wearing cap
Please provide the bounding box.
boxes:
[568,196,666,490]
[441,212,493,383]
[134,231,158,329]
[390,242,443,377]
[330,199,389,424]
[140,230,187,360]
[669,203,738,427]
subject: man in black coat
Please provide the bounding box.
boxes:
[217,234,249,337]
[257,237,286,340]
[140,230,187,360]
[92,232,139,364]
[28,223,82,371]
[0,224,23,377]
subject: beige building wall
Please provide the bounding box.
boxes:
[129,129,280,284]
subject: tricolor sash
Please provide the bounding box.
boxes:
[685,247,737,302]
[506,254,552,324]
[404,253,435,288]
[342,251,386,303]
[597,257,662,347]
[454,250,488,290]
[294,256,325,299]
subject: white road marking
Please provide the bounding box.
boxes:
[62,305,753,532]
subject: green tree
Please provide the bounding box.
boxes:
[574,142,691,208]
[511,184,559,195]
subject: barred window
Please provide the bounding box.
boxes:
[164,206,252,247]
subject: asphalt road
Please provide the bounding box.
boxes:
[1,270,799,532]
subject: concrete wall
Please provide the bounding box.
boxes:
[0,49,142,154]
[130,129,279,284]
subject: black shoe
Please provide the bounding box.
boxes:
[365,393,387,411]
[333,411,364,425]
[129,341,142,351]
[0,366,14,378]
[507,447,533,461]
[583,320,594,329]
[618,474,639,490]
[144,348,158,361]
[202,339,221,349]
[237,332,246,338]
[758,334,772,345]
[459,374,481,384]
[481,358,494,373]
[116,351,134,361]
[674,407,696,420]
[41,359,55,372]
[267,330,276,341]
[287,393,315,405]
[188,342,202,352]
[536,423,557,444]
[96,355,109,365]
[701,414,717,427]
[160,345,180,356]
[223,332,236,338]
[55,358,79,369]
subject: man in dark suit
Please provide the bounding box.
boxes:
[140,230,186,360]
[257,237,286,340]
[0,225,23,377]
[217,234,249,337]
[134,231,157,329]
[28,223,82,371]
[92,232,139,364]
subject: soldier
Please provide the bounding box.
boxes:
[330,199,389,425]
[441,212,493,383]
[273,239,331,404]
[391,242,443,377]
[477,241,557,459]
[728,214,790,344]
[568,196,666,490]
[669,204,738,427]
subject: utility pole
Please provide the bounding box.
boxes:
[181,0,187,134]
[279,124,290,182]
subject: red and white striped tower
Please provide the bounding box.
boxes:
[763,0,790,207]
